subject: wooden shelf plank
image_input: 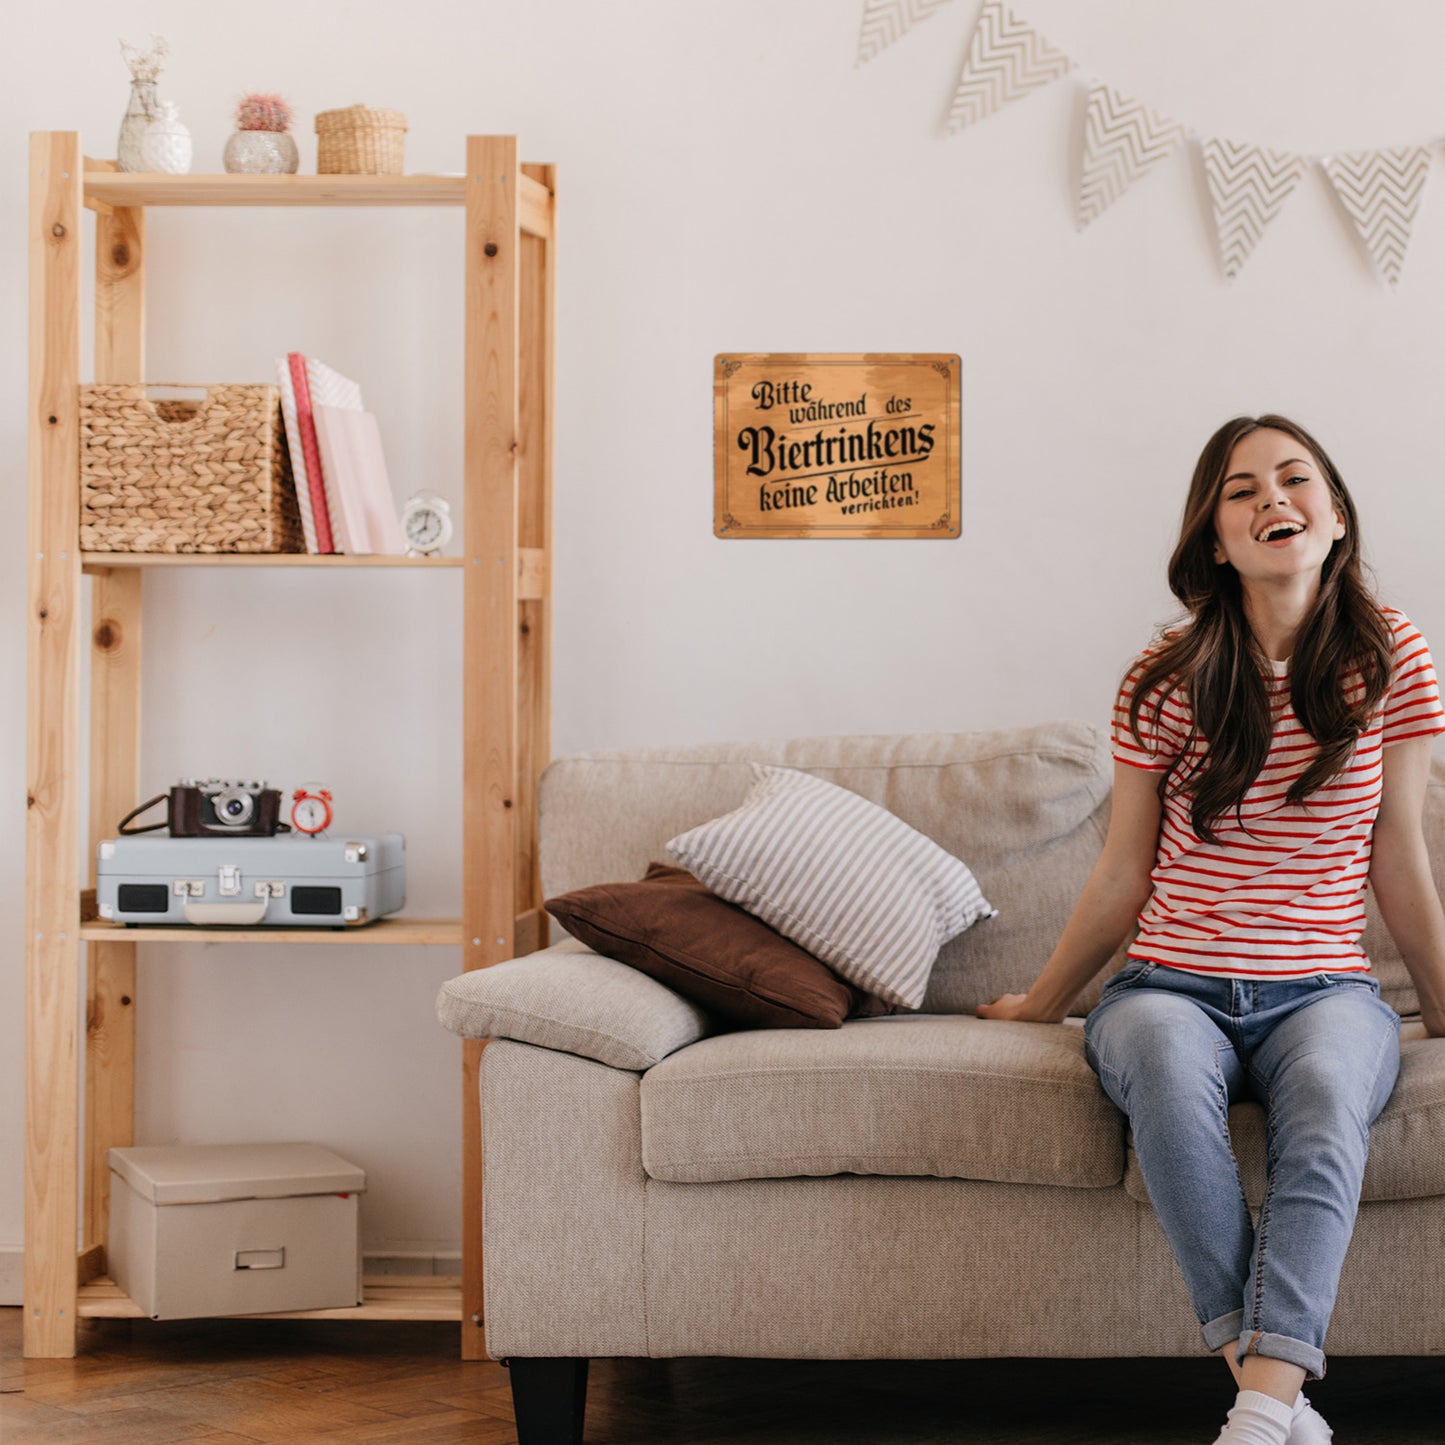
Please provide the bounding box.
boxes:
[78,1276,464,1322]
[85,172,468,208]
[80,917,465,945]
[81,169,554,237]
[82,552,464,570]
[81,548,546,596]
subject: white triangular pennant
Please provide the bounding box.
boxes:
[1320,146,1432,288]
[856,0,955,67]
[1201,139,1307,281]
[945,0,1072,132]
[1077,82,1189,228]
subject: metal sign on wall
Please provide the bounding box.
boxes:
[714,353,960,538]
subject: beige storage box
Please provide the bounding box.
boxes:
[107,1142,365,1320]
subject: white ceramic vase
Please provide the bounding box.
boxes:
[223,129,299,175]
[141,101,193,175]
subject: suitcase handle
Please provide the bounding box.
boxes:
[183,900,269,926]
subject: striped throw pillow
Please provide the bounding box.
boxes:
[666,766,996,1010]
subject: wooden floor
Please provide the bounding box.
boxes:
[3,1308,1444,1443]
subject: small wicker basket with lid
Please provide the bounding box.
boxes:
[314,104,407,174]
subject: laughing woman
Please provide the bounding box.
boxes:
[977,415,1445,1445]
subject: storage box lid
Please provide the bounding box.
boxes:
[108,1143,366,1206]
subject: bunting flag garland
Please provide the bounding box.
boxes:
[1201,140,1308,281]
[1319,147,1432,289]
[1077,83,1189,229]
[945,0,1071,132]
[858,0,1441,284]
[856,0,955,67]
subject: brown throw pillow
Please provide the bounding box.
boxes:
[545,863,894,1029]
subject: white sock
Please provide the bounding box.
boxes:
[1289,1391,1334,1444]
[1212,1388,1295,1445]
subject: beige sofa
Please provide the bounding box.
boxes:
[437,722,1445,1443]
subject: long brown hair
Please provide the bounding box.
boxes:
[1128,414,1393,843]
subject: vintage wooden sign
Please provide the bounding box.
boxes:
[714,353,960,538]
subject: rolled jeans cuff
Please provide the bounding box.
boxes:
[1233,1329,1327,1382]
[1203,1309,1245,1353]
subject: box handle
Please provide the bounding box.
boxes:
[234,1247,286,1271]
[133,385,214,427]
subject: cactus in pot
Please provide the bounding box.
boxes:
[224,92,299,174]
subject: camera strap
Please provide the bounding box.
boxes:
[117,793,172,835]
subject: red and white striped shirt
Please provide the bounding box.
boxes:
[1112,606,1445,979]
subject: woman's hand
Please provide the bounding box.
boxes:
[976,993,1056,1023]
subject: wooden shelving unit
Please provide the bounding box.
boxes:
[25,134,556,1359]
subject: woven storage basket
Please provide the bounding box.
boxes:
[315,104,407,175]
[80,384,305,554]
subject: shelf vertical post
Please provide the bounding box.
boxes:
[461,134,521,1359]
[25,130,84,1359]
[516,164,556,950]
[84,184,146,1262]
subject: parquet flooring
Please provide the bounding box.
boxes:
[3,1307,1443,1443]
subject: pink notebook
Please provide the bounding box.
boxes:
[275,355,327,553]
[311,405,405,556]
[286,353,335,554]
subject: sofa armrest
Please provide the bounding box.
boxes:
[436,940,711,1071]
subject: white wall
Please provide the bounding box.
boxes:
[5,0,1445,1278]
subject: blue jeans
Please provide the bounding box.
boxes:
[1083,960,1401,1380]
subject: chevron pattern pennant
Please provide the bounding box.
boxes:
[1320,147,1433,288]
[945,0,1072,132]
[1077,83,1189,228]
[856,0,955,66]
[1201,139,1307,281]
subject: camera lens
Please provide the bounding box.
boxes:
[214,788,254,826]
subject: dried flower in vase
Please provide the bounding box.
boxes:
[116,34,170,172]
[119,34,168,82]
[236,93,294,133]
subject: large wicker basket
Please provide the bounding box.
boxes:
[315,104,407,175]
[80,384,305,554]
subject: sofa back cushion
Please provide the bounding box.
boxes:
[541,722,1116,1014]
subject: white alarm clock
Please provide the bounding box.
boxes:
[290,785,333,836]
[401,491,454,557]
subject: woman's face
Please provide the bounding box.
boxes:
[1210,428,1345,587]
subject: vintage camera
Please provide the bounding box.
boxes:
[174,779,285,836]
[118,779,287,837]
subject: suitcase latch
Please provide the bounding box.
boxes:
[218,864,242,896]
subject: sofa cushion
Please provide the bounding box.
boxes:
[545,863,893,1029]
[436,941,709,1071]
[667,766,996,1009]
[1123,1019,1445,1206]
[639,1015,1124,1188]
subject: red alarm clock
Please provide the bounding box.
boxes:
[290,785,334,836]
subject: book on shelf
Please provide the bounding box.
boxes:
[311,404,407,556]
[275,353,334,553]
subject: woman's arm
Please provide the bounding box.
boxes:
[976,760,1162,1024]
[1369,734,1445,1037]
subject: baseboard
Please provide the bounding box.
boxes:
[362,1251,462,1277]
[0,1247,21,1306]
[0,1247,459,1305]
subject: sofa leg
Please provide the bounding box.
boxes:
[508,1356,590,1444]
